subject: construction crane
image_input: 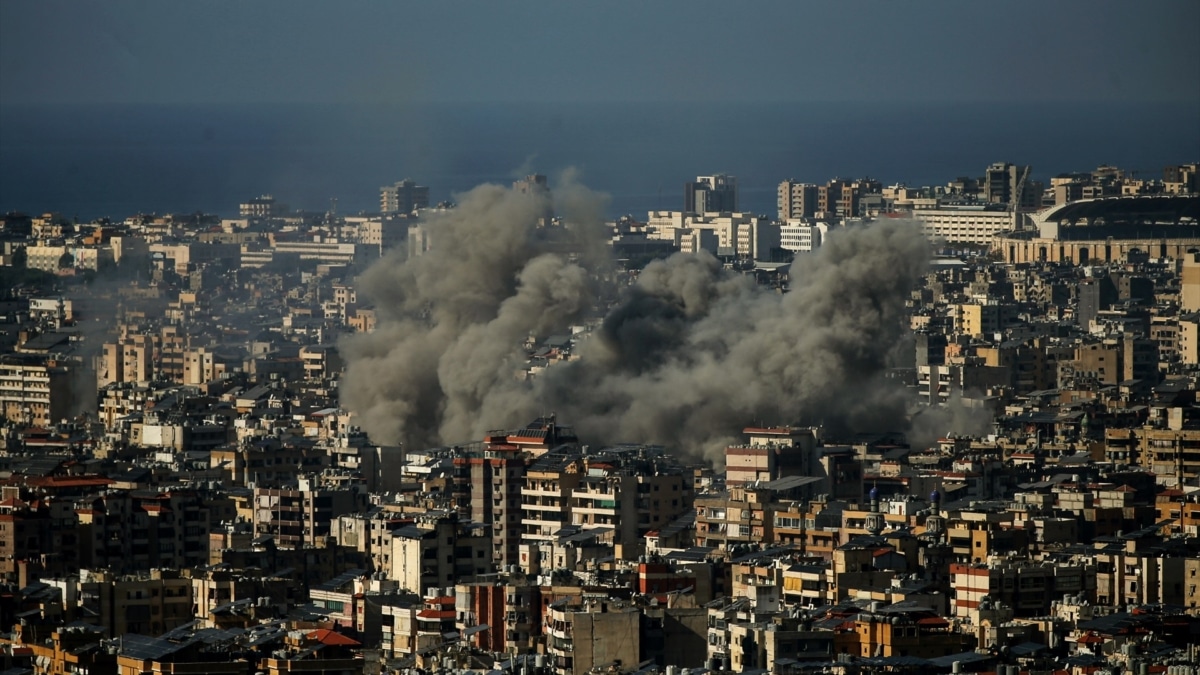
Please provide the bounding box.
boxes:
[1012,165,1030,231]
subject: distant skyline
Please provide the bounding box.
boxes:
[2,0,1198,106]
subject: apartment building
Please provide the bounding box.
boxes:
[568,449,693,560]
[725,426,821,486]
[388,513,491,594]
[521,446,583,543]
[76,489,214,573]
[0,491,79,584]
[380,179,430,215]
[777,181,819,220]
[456,574,541,654]
[252,479,364,549]
[75,568,194,637]
[685,174,738,214]
[545,599,641,675]
[912,205,1019,245]
[950,557,1091,620]
[0,354,77,426]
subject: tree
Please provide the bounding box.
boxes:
[58,251,74,269]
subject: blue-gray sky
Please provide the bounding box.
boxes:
[2,0,1197,105]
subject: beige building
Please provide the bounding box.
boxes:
[646,210,774,258]
[777,180,819,220]
[1181,315,1200,365]
[521,449,583,543]
[546,599,640,675]
[75,568,194,637]
[252,480,364,548]
[569,461,692,560]
[1183,250,1200,312]
[994,195,1200,264]
[388,513,491,594]
[911,205,1021,245]
[0,355,77,426]
[380,179,430,214]
[100,336,154,386]
[1091,545,1193,610]
[25,243,68,272]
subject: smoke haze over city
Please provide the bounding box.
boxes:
[339,176,957,459]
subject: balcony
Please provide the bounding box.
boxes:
[522,486,565,498]
[571,505,617,517]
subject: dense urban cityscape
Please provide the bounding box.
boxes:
[0,161,1197,675]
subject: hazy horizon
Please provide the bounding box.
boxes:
[3,0,1198,219]
[3,99,1197,221]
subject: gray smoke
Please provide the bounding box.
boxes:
[341,178,938,461]
[525,219,933,460]
[907,395,997,451]
[338,178,608,450]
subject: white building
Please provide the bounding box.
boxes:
[646,211,775,259]
[779,221,830,253]
[910,204,1022,245]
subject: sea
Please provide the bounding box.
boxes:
[1,100,1197,221]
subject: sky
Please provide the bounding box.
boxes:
[2,0,1198,106]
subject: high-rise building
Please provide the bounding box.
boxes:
[983,162,1036,208]
[380,179,430,215]
[817,180,844,216]
[684,174,738,214]
[777,180,818,220]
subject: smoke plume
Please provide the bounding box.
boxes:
[338,178,609,450]
[340,179,937,461]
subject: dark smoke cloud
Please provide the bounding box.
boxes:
[341,178,939,462]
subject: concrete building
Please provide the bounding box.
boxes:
[950,558,1090,620]
[100,336,154,386]
[545,599,640,675]
[647,211,772,258]
[252,479,364,549]
[520,447,582,544]
[780,220,829,253]
[75,568,194,637]
[777,181,819,220]
[685,174,738,214]
[25,244,69,272]
[456,574,541,654]
[1183,250,1200,312]
[983,162,1035,207]
[724,427,820,486]
[911,204,1021,245]
[0,354,77,426]
[994,195,1200,264]
[380,179,430,215]
[76,489,214,574]
[569,456,692,560]
[452,449,527,567]
[388,513,491,594]
[0,491,80,584]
